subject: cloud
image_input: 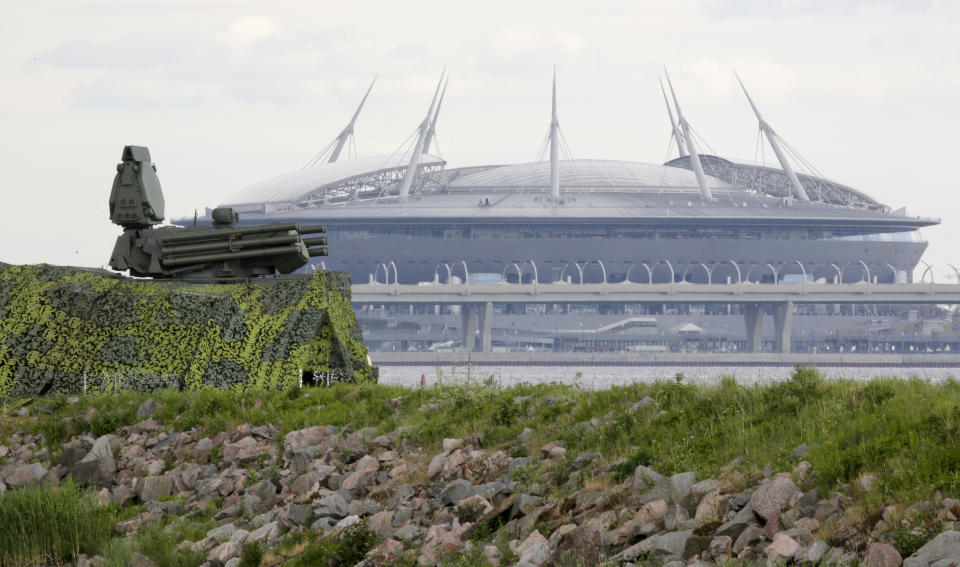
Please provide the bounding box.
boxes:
[217,16,279,51]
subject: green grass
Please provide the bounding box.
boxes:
[0,480,119,566]
[6,367,960,510]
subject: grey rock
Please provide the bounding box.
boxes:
[314,492,348,519]
[70,460,110,487]
[569,452,601,472]
[393,523,420,542]
[207,523,237,543]
[470,481,508,501]
[442,438,464,452]
[137,398,156,418]
[904,531,960,567]
[733,525,766,555]
[145,499,183,516]
[286,503,313,526]
[628,397,655,412]
[681,478,721,511]
[797,540,830,566]
[749,474,800,521]
[247,521,281,543]
[708,535,733,562]
[77,435,116,478]
[440,479,473,506]
[865,542,903,567]
[632,465,664,492]
[5,463,48,487]
[140,475,173,502]
[58,447,87,469]
[245,480,277,510]
[669,472,697,504]
[791,443,810,458]
[653,529,695,559]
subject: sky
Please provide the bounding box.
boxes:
[1,0,959,279]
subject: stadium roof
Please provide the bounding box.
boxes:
[222,152,445,208]
[447,159,734,191]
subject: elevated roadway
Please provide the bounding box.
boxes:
[352,281,960,354]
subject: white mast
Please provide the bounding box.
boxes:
[660,77,687,158]
[665,70,714,201]
[423,78,447,155]
[328,75,377,164]
[550,68,561,204]
[735,72,810,202]
[398,72,444,203]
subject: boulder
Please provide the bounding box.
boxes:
[547,526,601,567]
[136,398,156,418]
[207,541,242,565]
[866,542,903,567]
[247,521,281,543]
[5,463,47,487]
[708,535,733,563]
[286,503,313,526]
[139,475,173,502]
[418,519,469,565]
[441,479,473,506]
[207,523,238,544]
[456,495,494,523]
[904,531,960,567]
[796,541,830,566]
[283,426,331,452]
[78,435,116,476]
[749,474,800,521]
[314,492,348,519]
[516,529,550,567]
[632,465,664,492]
[764,533,802,566]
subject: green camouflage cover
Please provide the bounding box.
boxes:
[0,263,375,399]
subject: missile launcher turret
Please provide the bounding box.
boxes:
[109,146,327,282]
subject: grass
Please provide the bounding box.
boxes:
[0,480,119,566]
[6,367,960,563]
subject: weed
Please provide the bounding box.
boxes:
[0,480,118,565]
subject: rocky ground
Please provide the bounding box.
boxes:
[1,383,959,567]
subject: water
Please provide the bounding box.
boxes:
[377,364,959,389]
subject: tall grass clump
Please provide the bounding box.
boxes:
[0,480,118,565]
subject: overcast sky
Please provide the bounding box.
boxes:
[2,0,959,279]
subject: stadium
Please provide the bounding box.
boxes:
[188,74,943,353]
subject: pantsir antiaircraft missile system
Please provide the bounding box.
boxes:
[109,146,328,281]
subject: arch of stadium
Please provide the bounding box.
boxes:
[214,152,935,287]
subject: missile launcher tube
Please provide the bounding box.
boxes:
[308,248,330,257]
[161,244,306,267]
[302,236,328,247]
[162,234,300,256]
[159,221,323,243]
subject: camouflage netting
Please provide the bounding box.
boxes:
[0,263,376,399]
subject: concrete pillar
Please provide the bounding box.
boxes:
[743,303,764,353]
[477,301,493,352]
[461,304,479,351]
[773,300,794,353]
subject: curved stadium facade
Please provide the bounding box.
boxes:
[183,74,944,353]
[219,154,934,287]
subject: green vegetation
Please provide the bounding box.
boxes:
[0,480,119,566]
[6,367,960,565]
